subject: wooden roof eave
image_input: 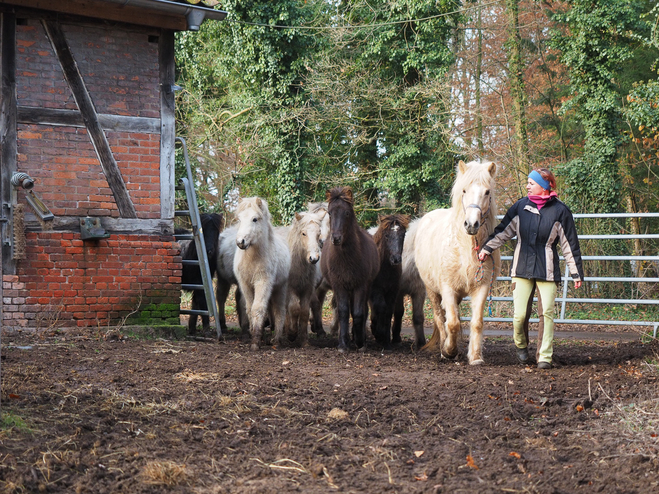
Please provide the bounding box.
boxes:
[0,0,227,31]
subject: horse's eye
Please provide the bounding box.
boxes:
[252,217,258,223]
[302,232,307,236]
[485,190,490,195]
[463,189,466,194]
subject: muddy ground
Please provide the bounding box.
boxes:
[1,322,658,494]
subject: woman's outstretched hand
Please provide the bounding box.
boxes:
[478,250,489,262]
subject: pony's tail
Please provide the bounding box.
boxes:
[422,321,442,351]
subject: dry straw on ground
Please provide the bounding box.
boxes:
[141,460,189,486]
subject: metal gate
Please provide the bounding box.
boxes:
[465,212,659,338]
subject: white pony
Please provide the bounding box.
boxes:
[215,225,249,334]
[275,210,325,346]
[234,197,291,350]
[414,160,501,365]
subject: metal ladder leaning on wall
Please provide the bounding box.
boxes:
[174,137,221,338]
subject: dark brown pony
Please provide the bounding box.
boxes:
[369,214,409,349]
[178,213,224,334]
[321,187,379,352]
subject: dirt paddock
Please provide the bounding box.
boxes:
[1,322,658,493]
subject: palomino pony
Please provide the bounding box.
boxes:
[414,160,501,365]
[307,202,332,336]
[321,187,379,352]
[369,214,409,349]
[274,211,324,346]
[234,197,291,350]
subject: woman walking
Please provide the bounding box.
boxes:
[478,168,583,369]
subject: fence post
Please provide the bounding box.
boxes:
[560,264,569,320]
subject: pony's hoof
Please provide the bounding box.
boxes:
[470,359,485,366]
[250,343,260,351]
[441,350,458,360]
[357,346,367,353]
[337,345,349,354]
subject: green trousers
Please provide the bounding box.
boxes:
[512,277,558,364]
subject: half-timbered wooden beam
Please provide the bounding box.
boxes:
[17,107,161,134]
[1,12,17,274]
[42,20,137,219]
[159,29,176,221]
[24,215,174,237]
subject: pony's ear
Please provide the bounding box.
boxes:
[342,187,354,204]
[400,214,411,228]
[377,214,384,224]
[458,160,467,174]
[295,212,302,222]
[487,161,497,177]
[325,190,331,201]
[257,197,269,216]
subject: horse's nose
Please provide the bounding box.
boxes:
[464,221,480,236]
[309,254,319,264]
[390,254,402,265]
[236,238,248,250]
[332,234,342,245]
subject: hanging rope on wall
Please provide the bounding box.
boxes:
[12,203,26,260]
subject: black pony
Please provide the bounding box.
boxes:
[369,214,409,349]
[320,187,378,352]
[178,213,224,334]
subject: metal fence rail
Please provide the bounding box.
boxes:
[462,212,659,338]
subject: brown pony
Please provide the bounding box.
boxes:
[369,214,409,349]
[320,187,379,352]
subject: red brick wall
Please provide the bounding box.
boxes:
[3,17,182,331]
[16,20,160,117]
[16,19,162,219]
[3,234,182,330]
[17,126,162,218]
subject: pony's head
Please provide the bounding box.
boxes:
[308,201,330,247]
[291,211,323,264]
[374,214,410,265]
[326,187,355,246]
[452,160,497,236]
[235,197,271,250]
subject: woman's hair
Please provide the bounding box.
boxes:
[534,168,557,190]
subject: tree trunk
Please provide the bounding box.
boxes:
[475,1,484,156]
[505,0,529,194]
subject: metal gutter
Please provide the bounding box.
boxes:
[103,0,227,30]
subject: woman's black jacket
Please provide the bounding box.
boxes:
[481,196,584,283]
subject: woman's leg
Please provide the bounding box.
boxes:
[535,280,558,364]
[512,277,535,350]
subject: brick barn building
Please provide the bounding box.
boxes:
[0,0,226,331]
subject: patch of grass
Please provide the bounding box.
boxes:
[644,353,659,376]
[120,325,188,340]
[565,303,659,323]
[1,411,31,433]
